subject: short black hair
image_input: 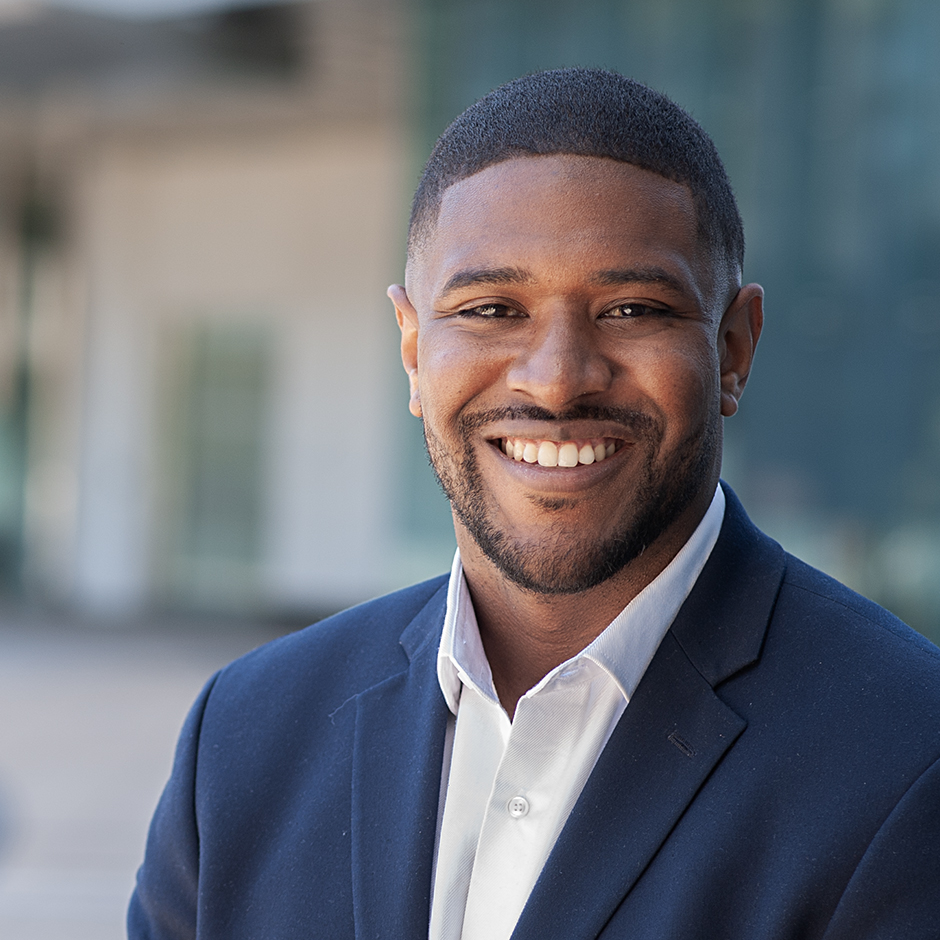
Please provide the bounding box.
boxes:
[408,68,744,281]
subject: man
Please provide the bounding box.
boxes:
[129,69,940,939]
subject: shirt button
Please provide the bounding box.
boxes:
[507,796,529,818]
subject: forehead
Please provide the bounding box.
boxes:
[409,155,712,303]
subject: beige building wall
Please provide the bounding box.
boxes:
[2,0,437,618]
[76,125,408,613]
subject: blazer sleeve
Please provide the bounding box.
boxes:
[821,752,940,939]
[127,673,219,940]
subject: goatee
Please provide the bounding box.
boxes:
[423,403,717,595]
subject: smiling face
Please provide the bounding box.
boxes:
[393,154,762,596]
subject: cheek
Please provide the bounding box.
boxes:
[629,342,720,429]
[417,331,505,419]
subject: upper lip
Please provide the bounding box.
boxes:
[482,420,642,445]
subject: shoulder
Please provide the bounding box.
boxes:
[709,485,940,691]
[735,551,940,780]
[203,574,449,721]
[703,487,940,743]
[776,553,940,685]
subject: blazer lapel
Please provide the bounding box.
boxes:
[511,632,745,940]
[351,583,450,940]
[512,486,787,940]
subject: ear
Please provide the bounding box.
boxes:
[388,284,422,418]
[718,283,763,417]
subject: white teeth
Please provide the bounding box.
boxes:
[503,437,617,467]
[558,442,579,467]
[537,441,559,467]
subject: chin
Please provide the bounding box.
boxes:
[425,413,719,595]
[461,485,694,596]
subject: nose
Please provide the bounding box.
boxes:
[505,310,613,410]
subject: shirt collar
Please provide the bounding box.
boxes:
[437,484,726,715]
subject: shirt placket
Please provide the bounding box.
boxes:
[460,663,604,940]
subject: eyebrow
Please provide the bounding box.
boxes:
[438,264,692,300]
[590,267,689,295]
[439,266,531,297]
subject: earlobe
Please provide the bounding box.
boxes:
[718,283,764,418]
[408,374,422,418]
[388,284,422,418]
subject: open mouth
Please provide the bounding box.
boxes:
[494,437,621,467]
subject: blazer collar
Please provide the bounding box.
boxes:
[669,483,786,687]
[512,484,787,940]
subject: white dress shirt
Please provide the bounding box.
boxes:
[429,485,725,940]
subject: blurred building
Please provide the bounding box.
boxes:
[0,0,938,641]
[0,0,448,621]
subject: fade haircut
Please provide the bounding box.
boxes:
[408,68,745,282]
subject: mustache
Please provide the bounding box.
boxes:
[458,403,659,437]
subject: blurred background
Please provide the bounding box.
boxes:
[0,0,937,935]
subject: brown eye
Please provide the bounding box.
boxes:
[460,304,521,318]
[609,304,652,318]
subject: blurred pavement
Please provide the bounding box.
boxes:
[0,616,279,940]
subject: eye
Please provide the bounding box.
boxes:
[602,303,667,319]
[459,303,523,318]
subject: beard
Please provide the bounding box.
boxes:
[423,403,718,595]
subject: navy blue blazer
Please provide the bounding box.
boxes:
[129,488,940,939]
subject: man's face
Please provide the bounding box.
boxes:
[393,154,760,595]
